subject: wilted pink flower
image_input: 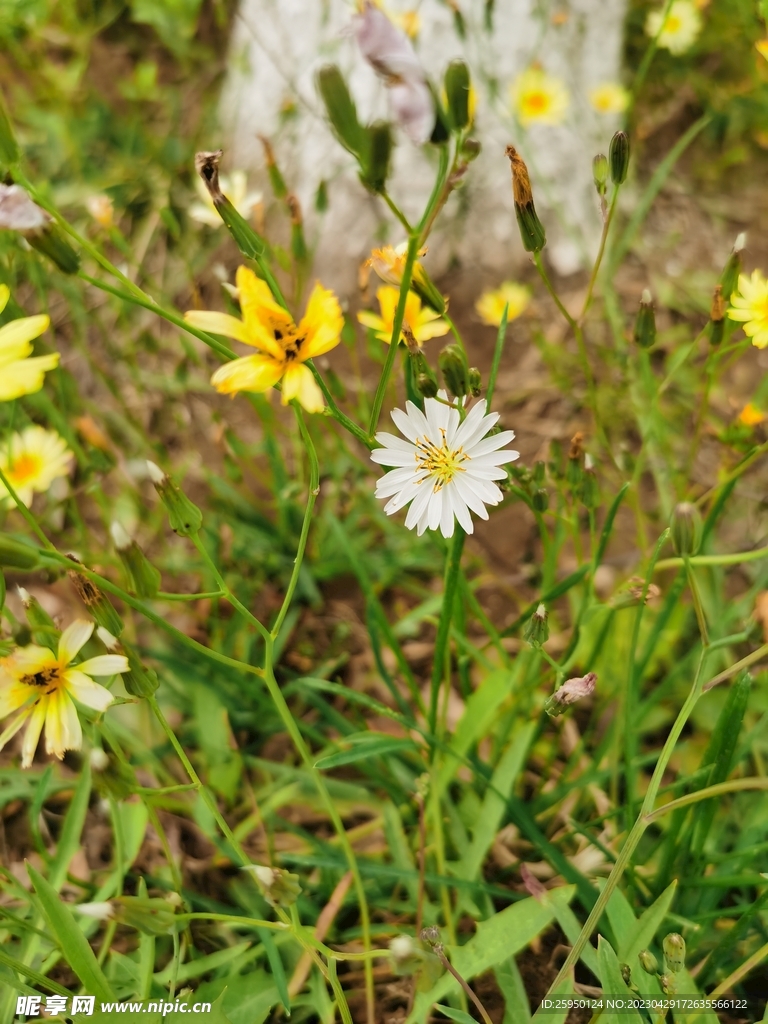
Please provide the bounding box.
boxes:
[544,672,597,717]
[0,185,49,232]
[352,2,433,144]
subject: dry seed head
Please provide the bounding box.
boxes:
[505,145,533,206]
[568,431,585,460]
[195,150,224,204]
[287,193,302,227]
[710,284,725,322]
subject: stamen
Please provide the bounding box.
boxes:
[414,433,468,491]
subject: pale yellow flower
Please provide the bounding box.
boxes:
[367,242,428,288]
[0,285,59,401]
[86,195,114,229]
[0,426,73,507]
[190,171,262,229]
[738,403,765,427]
[475,283,531,327]
[728,270,768,349]
[185,266,343,413]
[589,83,630,115]
[394,10,420,37]
[358,286,449,345]
[756,39,768,62]
[0,621,128,767]
[511,67,569,126]
[646,0,702,55]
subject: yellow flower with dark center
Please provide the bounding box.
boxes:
[511,67,569,126]
[185,266,343,414]
[0,426,73,507]
[727,270,768,349]
[589,83,630,115]
[0,621,128,767]
[475,282,531,327]
[0,285,59,401]
[357,286,449,345]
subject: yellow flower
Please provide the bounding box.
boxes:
[86,195,114,229]
[738,403,765,427]
[645,0,702,55]
[190,171,262,229]
[511,67,569,126]
[0,285,59,401]
[757,39,768,62]
[367,242,428,288]
[185,266,343,414]
[0,426,73,507]
[0,620,128,767]
[357,286,449,345]
[589,83,630,115]
[727,270,768,349]
[475,282,531,327]
[395,10,420,37]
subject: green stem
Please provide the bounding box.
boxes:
[308,363,374,449]
[190,534,271,645]
[0,464,56,550]
[644,777,768,824]
[429,529,466,736]
[579,185,621,323]
[486,304,509,409]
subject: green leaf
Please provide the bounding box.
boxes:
[258,926,290,1013]
[435,1005,477,1024]
[210,989,234,1024]
[409,887,575,1022]
[620,880,678,966]
[314,732,418,769]
[27,863,114,1002]
[494,959,531,1024]
[597,935,644,1024]
[437,669,511,794]
[50,758,91,887]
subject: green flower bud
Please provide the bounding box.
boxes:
[468,367,482,397]
[247,865,301,909]
[633,289,656,349]
[67,563,124,637]
[18,587,58,648]
[659,972,677,996]
[111,522,161,598]
[146,461,203,537]
[670,502,702,557]
[444,59,471,130]
[524,603,549,648]
[532,461,546,485]
[439,344,470,398]
[412,272,447,315]
[121,639,160,699]
[112,895,179,936]
[360,121,392,195]
[620,963,632,987]
[507,145,546,253]
[0,533,42,570]
[581,455,599,509]
[638,949,658,975]
[317,64,365,158]
[461,138,481,162]
[662,933,686,973]
[416,373,438,399]
[27,224,80,275]
[259,135,288,199]
[287,194,308,265]
[532,488,549,513]
[194,151,266,260]
[609,130,630,185]
[719,233,745,302]
[593,153,609,196]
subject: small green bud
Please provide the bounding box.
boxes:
[146,461,203,537]
[581,455,599,509]
[412,271,447,314]
[592,153,609,196]
[360,121,392,195]
[620,963,632,986]
[609,130,630,185]
[121,639,160,699]
[659,972,677,996]
[532,488,549,513]
[719,233,745,302]
[507,145,546,252]
[0,533,42,570]
[317,64,365,158]
[111,522,161,598]
[18,587,58,648]
[67,563,124,637]
[112,895,179,936]
[26,224,80,274]
[524,603,549,648]
[670,502,702,557]
[532,460,546,485]
[638,949,659,975]
[468,367,482,397]
[416,373,438,398]
[444,59,471,130]
[662,933,686,973]
[247,865,301,909]
[439,344,470,398]
[461,138,481,162]
[287,194,308,265]
[259,134,288,199]
[633,289,656,349]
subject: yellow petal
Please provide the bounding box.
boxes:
[0,314,50,360]
[299,282,343,358]
[281,363,325,413]
[21,699,47,767]
[357,311,385,333]
[44,688,81,759]
[0,285,9,315]
[211,353,284,395]
[0,354,60,401]
[184,310,252,344]
[58,619,95,665]
[236,265,293,335]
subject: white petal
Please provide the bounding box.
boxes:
[376,467,428,498]
[453,474,490,520]
[469,451,520,469]
[75,655,129,677]
[427,488,443,532]
[65,669,115,712]
[58,620,94,665]
[447,483,474,534]
[373,431,416,452]
[464,465,508,481]
[453,401,491,449]
[440,490,455,538]
[404,481,433,530]
[383,478,422,513]
[466,431,517,457]
[21,701,46,767]
[371,447,418,468]
[391,404,427,443]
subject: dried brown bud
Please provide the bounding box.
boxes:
[286,193,303,227]
[568,431,585,460]
[544,672,597,716]
[506,145,546,252]
[194,150,224,204]
[710,284,725,323]
[506,145,532,206]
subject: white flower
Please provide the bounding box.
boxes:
[646,0,702,55]
[371,391,519,538]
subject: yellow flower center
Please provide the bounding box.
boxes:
[524,91,549,114]
[415,430,468,491]
[21,664,62,696]
[665,15,681,31]
[9,453,43,485]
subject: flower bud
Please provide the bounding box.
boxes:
[638,949,658,975]
[444,59,471,130]
[90,747,110,772]
[76,902,114,922]
[111,522,161,598]
[468,367,482,397]
[609,130,630,185]
[592,153,609,196]
[620,963,632,987]
[438,344,470,398]
[506,145,546,253]
[67,560,124,637]
[610,578,661,610]
[258,134,288,199]
[659,972,677,996]
[544,672,597,717]
[360,121,393,195]
[709,284,725,346]
[246,865,301,909]
[524,603,549,648]
[146,461,203,537]
[317,64,365,158]
[389,934,423,975]
[461,138,481,162]
[419,925,443,950]
[719,233,745,301]
[408,346,439,399]
[662,933,685,973]
[19,586,58,648]
[580,459,599,510]
[195,151,266,260]
[0,185,80,274]
[532,488,549,513]
[416,373,438,399]
[670,502,702,557]
[633,289,656,349]
[112,895,178,936]
[0,534,42,570]
[287,193,308,265]
[120,639,160,699]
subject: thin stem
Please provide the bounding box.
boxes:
[436,949,494,1024]
[308,363,374,450]
[579,185,621,323]
[644,778,768,824]
[429,529,466,736]
[533,251,576,329]
[684,556,710,647]
[654,546,768,571]
[190,534,271,645]
[486,304,509,409]
[381,191,413,233]
[0,464,56,550]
